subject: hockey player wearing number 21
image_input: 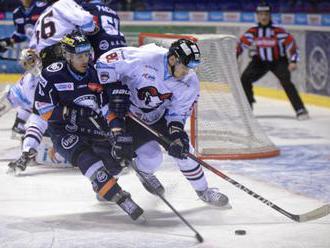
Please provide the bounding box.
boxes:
[8,32,145,221]
[96,39,230,207]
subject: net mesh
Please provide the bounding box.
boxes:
[139,33,279,159]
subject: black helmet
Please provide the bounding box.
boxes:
[168,39,201,68]
[256,1,272,12]
[61,31,92,55]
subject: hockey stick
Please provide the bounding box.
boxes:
[130,160,203,243]
[89,116,203,242]
[128,113,330,223]
[0,55,18,61]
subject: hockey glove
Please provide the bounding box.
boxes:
[110,130,134,163]
[168,122,190,159]
[107,82,130,118]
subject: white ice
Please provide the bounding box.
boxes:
[0,96,329,248]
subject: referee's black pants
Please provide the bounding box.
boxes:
[241,57,306,112]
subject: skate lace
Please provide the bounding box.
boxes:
[120,198,138,214]
[140,171,161,189]
[203,188,224,201]
[14,156,29,169]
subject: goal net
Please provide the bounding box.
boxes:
[139,33,280,160]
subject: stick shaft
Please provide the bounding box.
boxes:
[128,113,330,222]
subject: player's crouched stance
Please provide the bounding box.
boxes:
[8,32,143,221]
[96,39,229,207]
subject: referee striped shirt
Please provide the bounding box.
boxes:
[237,22,299,63]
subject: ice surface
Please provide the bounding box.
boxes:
[0,97,329,248]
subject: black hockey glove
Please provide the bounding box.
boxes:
[0,37,12,53]
[110,130,134,163]
[107,82,130,118]
[167,122,190,159]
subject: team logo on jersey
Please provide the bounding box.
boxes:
[54,82,74,91]
[15,18,24,24]
[96,170,108,183]
[61,134,79,150]
[47,62,64,72]
[142,73,156,81]
[73,94,98,110]
[99,40,109,50]
[99,71,110,83]
[137,86,172,108]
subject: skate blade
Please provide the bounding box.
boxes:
[134,214,147,225]
[6,167,24,176]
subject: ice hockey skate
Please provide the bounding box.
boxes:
[296,109,310,121]
[111,190,144,221]
[131,161,165,196]
[196,188,229,207]
[7,148,37,175]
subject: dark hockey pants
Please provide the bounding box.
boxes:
[241,57,306,112]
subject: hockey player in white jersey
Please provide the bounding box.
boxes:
[96,39,229,207]
[0,49,41,136]
[29,0,98,67]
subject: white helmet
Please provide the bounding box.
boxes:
[19,48,42,76]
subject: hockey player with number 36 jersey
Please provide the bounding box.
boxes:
[96,39,230,207]
[29,0,98,67]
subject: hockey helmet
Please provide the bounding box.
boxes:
[61,31,92,55]
[168,39,201,69]
[256,1,272,12]
[19,48,42,76]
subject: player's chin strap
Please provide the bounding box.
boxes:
[127,112,330,223]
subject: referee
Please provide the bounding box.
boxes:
[237,1,309,120]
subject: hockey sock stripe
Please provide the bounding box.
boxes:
[187,172,205,181]
[180,164,201,173]
[99,178,117,197]
[181,165,204,181]
[25,128,42,140]
[24,134,42,143]
[25,126,43,140]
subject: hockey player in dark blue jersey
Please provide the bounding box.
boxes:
[0,0,49,52]
[8,32,143,221]
[81,0,127,60]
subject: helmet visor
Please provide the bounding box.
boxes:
[186,60,200,69]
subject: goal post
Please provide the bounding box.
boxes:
[139,32,280,160]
